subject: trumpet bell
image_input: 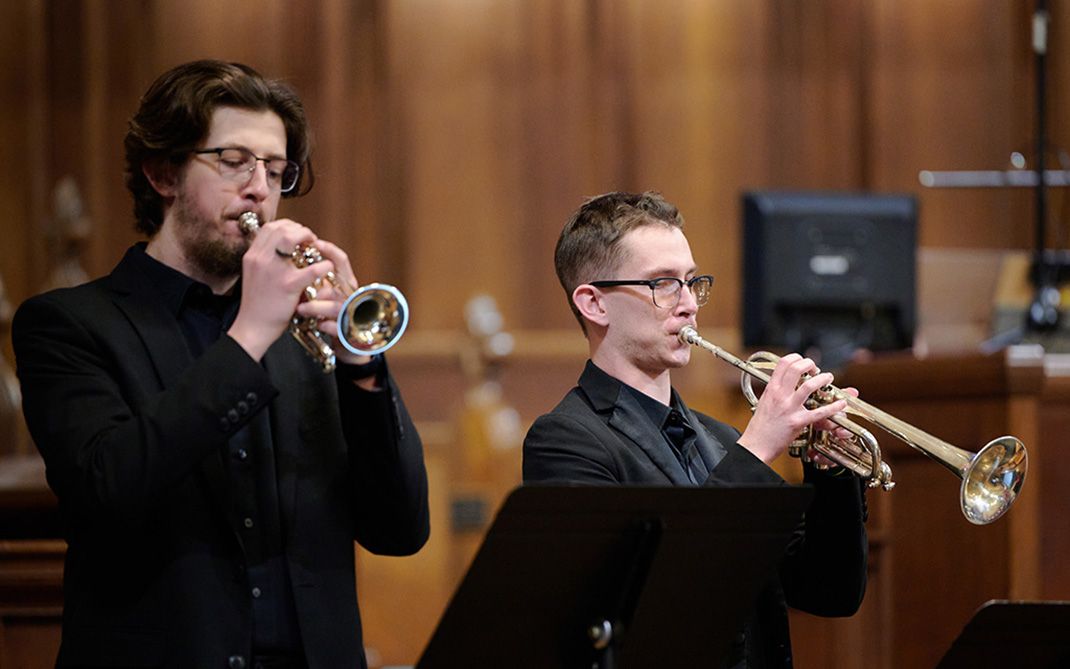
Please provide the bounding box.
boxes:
[337,283,409,355]
[961,436,1028,525]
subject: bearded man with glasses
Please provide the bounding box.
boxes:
[523,191,868,668]
[12,60,429,669]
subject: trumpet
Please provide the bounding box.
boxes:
[678,325,1027,525]
[238,212,409,373]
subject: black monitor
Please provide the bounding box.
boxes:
[741,190,917,369]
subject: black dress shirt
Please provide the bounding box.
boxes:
[129,244,303,654]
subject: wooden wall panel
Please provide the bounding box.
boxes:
[2,0,1058,333]
[1038,374,1070,600]
[868,1,1033,249]
[1,0,46,310]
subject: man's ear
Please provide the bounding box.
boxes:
[142,158,180,198]
[573,284,609,329]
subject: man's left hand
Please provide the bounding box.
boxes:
[292,238,380,379]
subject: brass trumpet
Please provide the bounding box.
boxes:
[678,325,1027,525]
[238,212,409,373]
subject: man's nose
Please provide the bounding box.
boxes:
[242,162,271,199]
[676,283,699,313]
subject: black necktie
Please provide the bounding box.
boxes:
[665,409,708,485]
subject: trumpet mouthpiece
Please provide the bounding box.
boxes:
[678,325,698,344]
[238,211,261,235]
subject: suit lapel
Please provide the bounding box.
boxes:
[610,392,692,485]
[578,361,692,485]
[682,401,729,472]
[105,248,238,547]
[106,251,192,389]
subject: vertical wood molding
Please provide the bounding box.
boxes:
[83,0,107,280]
[26,0,49,297]
[1008,393,1042,599]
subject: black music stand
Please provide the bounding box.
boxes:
[936,600,1070,668]
[416,485,813,669]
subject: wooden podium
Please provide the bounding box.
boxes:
[0,454,64,667]
[790,345,1065,669]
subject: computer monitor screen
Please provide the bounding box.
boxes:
[741,191,917,368]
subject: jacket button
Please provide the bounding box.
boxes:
[246,392,258,404]
[227,656,246,669]
[219,417,230,432]
[236,448,248,461]
[237,401,249,415]
[227,409,240,423]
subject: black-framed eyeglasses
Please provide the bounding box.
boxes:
[191,147,301,193]
[589,275,714,308]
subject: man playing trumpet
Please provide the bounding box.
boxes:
[523,191,868,668]
[13,60,429,669]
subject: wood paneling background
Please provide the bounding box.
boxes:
[4,0,1070,666]
[5,1,1066,334]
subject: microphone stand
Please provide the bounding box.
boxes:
[1025,0,1062,334]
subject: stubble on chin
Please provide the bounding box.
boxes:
[189,237,246,279]
[174,194,248,280]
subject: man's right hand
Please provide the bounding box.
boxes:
[227,218,333,361]
[736,353,848,464]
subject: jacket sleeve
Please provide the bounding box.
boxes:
[335,359,430,556]
[696,415,868,616]
[779,466,869,616]
[13,291,278,531]
[699,417,785,485]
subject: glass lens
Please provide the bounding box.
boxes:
[215,148,298,192]
[217,148,255,175]
[278,161,300,192]
[651,278,683,308]
[691,276,713,306]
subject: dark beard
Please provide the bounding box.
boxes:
[187,237,245,279]
[171,187,248,281]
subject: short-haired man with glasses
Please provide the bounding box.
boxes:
[13,60,429,669]
[523,191,868,668]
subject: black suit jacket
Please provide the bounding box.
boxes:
[523,361,867,668]
[13,246,430,668]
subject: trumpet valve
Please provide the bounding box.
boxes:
[293,245,322,268]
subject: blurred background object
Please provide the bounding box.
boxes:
[40,176,91,293]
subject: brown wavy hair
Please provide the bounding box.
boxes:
[124,60,314,236]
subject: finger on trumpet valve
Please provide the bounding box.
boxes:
[788,427,812,458]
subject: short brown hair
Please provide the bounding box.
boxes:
[554,191,685,333]
[124,60,314,236]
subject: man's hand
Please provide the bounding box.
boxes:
[737,353,849,464]
[228,219,332,361]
